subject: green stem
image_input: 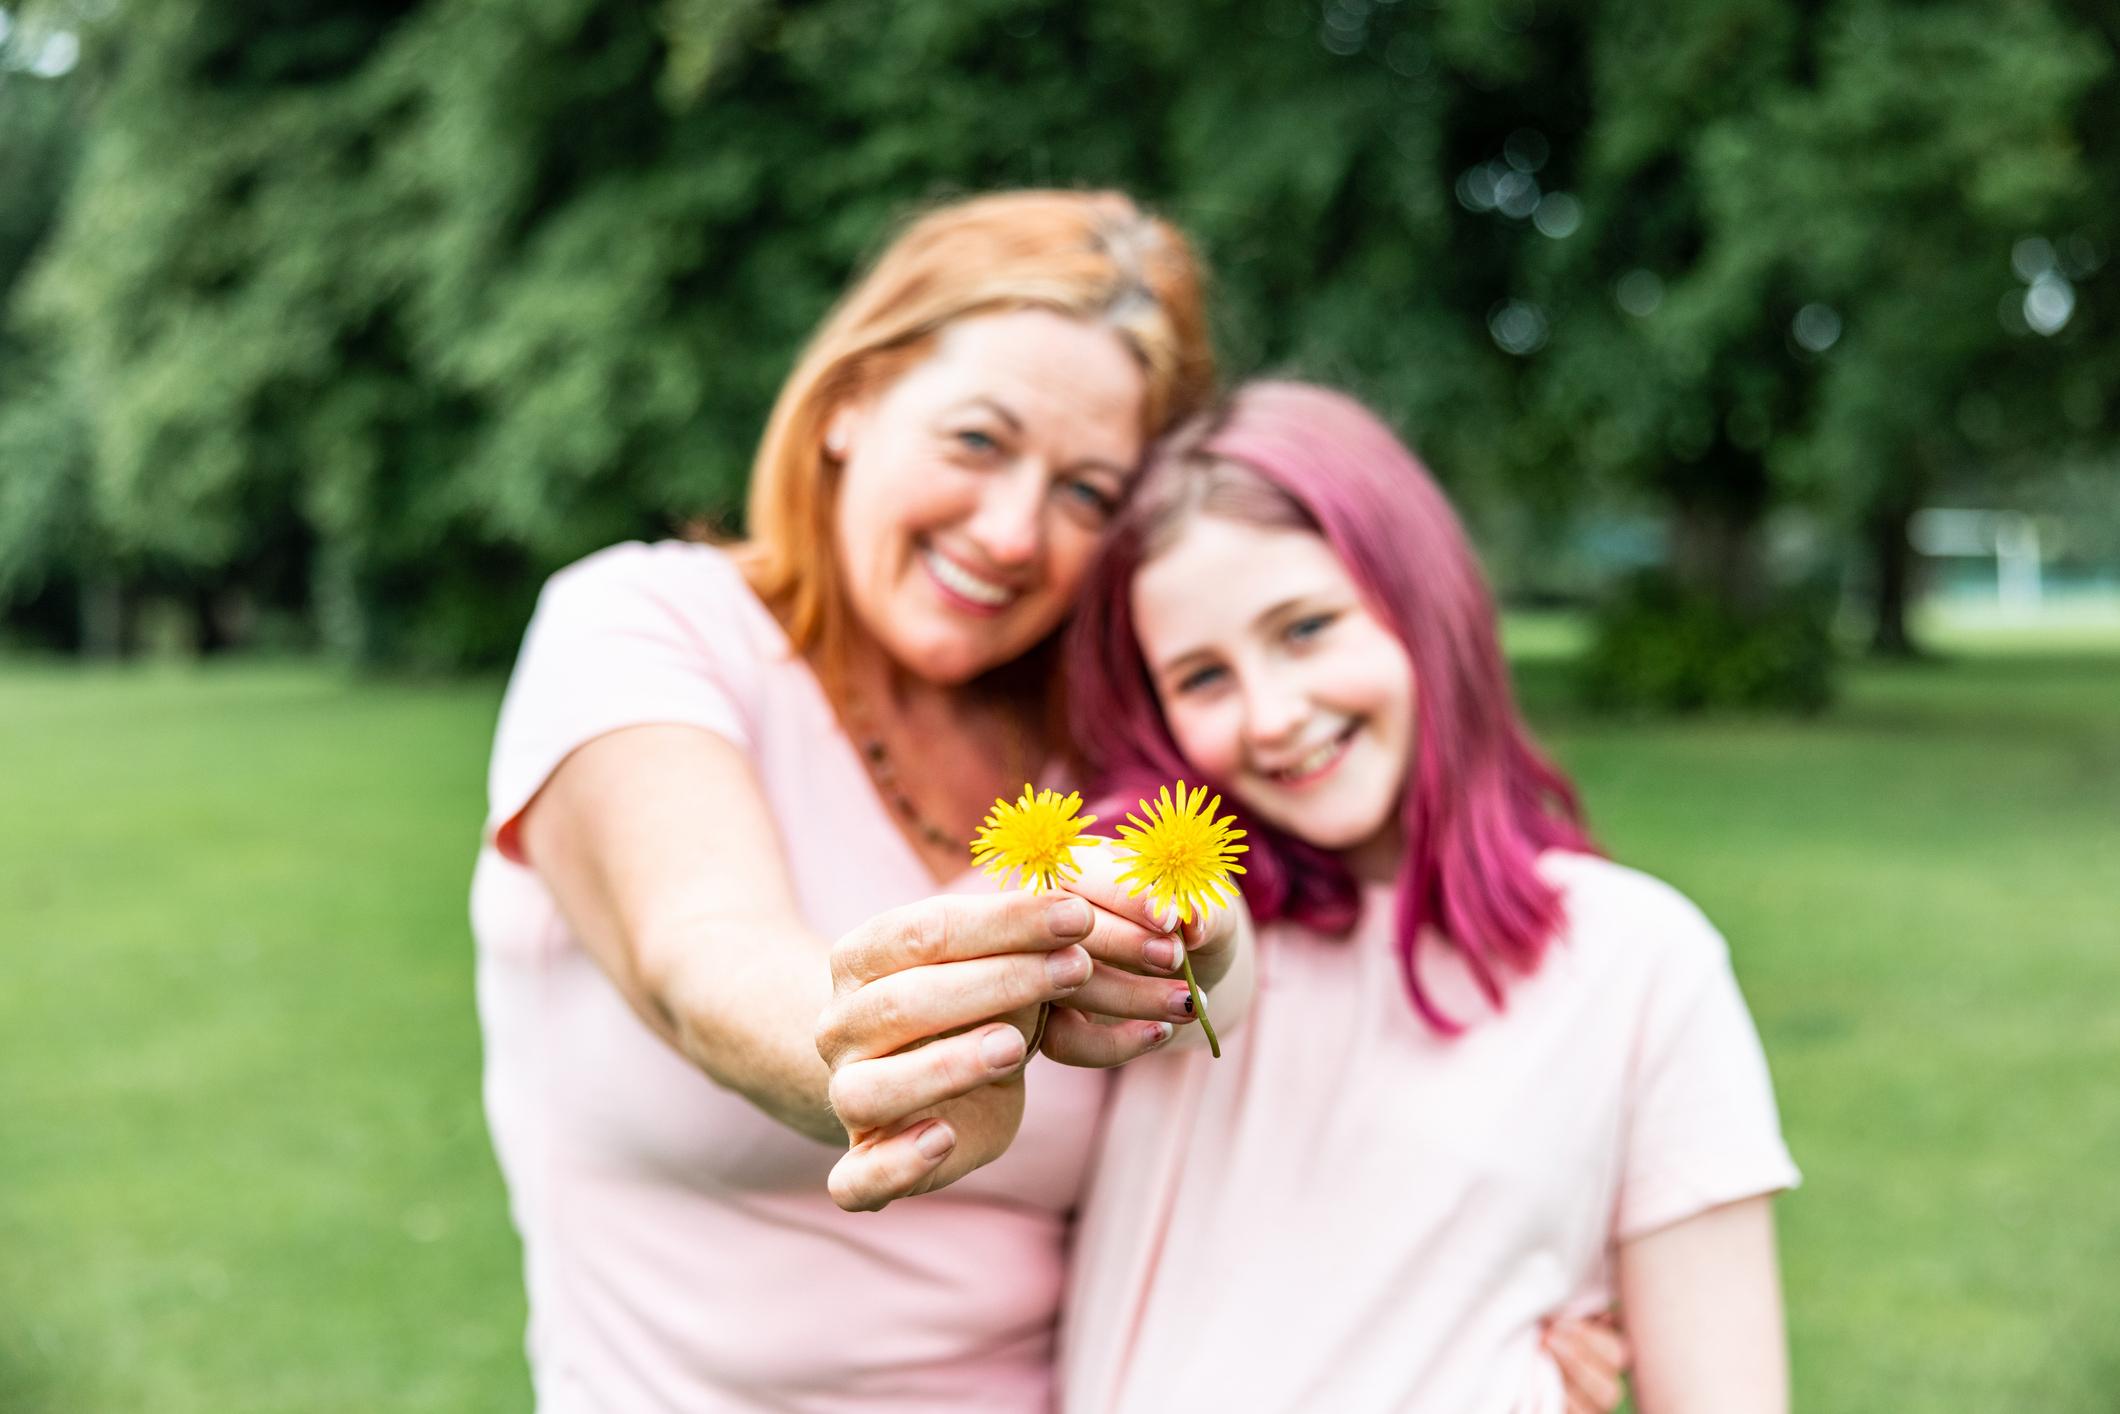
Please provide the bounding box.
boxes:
[1179,951,1220,1058]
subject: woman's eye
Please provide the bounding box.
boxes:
[954,428,1002,457]
[1061,479,1119,517]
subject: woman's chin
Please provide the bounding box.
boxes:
[888,624,1045,687]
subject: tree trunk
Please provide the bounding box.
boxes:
[1866,466,1926,659]
[80,572,126,659]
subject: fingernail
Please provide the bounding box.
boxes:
[1046,946,1091,988]
[1169,987,1196,1018]
[915,1122,955,1161]
[1046,897,1091,938]
[1144,1021,1175,1047]
[980,1026,1024,1070]
[1155,903,1182,932]
[1143,937,1179,972]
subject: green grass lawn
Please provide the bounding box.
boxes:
[3,636,2117,1411]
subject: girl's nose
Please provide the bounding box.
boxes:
[1241,675,1309,748]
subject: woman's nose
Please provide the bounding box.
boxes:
[964,465,1045,569]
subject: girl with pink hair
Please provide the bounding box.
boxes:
[1053,381,1799,1412]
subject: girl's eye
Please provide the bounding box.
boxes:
[1174,663,1227,694]
[1286,613,1336,644]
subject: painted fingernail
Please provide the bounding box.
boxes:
[915,1122,956,1161]
[1169,988,1196,1018]
[1144,1021,1175,1047]
[1046,897,1091,938]
[980,1026,1024,1070]
[1046,946,1091,988]
[1143,937,1179,972]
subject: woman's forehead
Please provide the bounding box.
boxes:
[919,311,1144,445]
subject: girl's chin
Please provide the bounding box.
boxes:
[1254,799,1401,859]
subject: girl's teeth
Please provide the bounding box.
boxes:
[1279,735,1346,779]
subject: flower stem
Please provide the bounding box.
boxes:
[1178,951,1220,1058]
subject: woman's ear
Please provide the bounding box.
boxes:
[823,403,861,461]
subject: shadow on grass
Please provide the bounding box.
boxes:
[0,1314,64,1414]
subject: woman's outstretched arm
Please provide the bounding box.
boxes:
[520,722,1176,1203]
[1617,1196,1789,1414]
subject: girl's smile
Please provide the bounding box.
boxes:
[1131,515,1416,865]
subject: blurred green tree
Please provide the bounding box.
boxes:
[0,13,96,649]
[3,0,2114,687]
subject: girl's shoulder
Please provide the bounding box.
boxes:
[1535,849,1733,975]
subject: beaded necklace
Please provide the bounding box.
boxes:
[845,694,1036,858]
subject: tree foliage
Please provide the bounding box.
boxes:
[1,0,2113,686]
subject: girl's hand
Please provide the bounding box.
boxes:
[1039,837,1251,1066]
[814,888,1163,1209]
[1541,1310,1630,1414]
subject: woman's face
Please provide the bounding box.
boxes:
[1132,515,1417,859]
[829,308,1148,685]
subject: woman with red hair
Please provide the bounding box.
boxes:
[472,190,1233,1410]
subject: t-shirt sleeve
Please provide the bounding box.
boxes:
[1615,898,1800,1242]
[485,541,760,864]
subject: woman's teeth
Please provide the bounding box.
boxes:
[923,548,1014,607]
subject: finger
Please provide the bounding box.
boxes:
[1552,1316,1628,1379]
[1059,846,1174,935]
[1063,961,1199,1023]
[1178,896,1241,964]
[817,947,1091,1066]
[828,1023,1028,1134]
[827,1118,956,1213]
[1069,899,1181,978]
[1544,1322,1624,1410]
[834,892,1093,988]
[1038,1007,1177,1068]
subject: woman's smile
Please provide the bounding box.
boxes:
[919,540,1021,615]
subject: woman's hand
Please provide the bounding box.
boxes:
[815,887,1167,1210]
[1541,1311,1630,1414]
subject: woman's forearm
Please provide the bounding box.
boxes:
[519,726,850,1141]
[638,905,848,1143]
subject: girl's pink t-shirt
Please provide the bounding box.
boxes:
[470,541,1109,1413]
[1061,851,1799,1414]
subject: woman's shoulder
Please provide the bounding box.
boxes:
[1536,849,1730,972]
[541,539,778,640]
[547,537,748,600]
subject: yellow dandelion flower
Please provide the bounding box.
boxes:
[970,784,1098,892]
[1110,780,1249,926]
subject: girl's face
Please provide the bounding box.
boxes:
[1133,515,1416,862]
[829,308,1147,685]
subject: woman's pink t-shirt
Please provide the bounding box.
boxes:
[1061,851,1799,1414]
[469,541,1108,1413]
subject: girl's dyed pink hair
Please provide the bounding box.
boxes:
[1065,380,1595,1032]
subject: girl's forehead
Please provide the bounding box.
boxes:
[1133,516,1347,643]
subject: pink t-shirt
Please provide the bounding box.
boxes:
[1061,851,1799,1414]
[470,541,1109,1413]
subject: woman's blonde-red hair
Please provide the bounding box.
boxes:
[734,190,1213,688]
